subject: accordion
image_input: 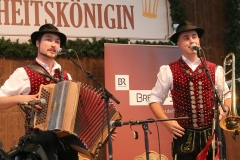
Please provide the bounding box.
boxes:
[34,81,121,158]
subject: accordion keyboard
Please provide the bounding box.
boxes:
[35,88,50,125]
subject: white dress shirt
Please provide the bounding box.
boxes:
[0,58,72,96]
[148,56,231,106]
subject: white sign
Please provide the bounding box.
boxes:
[115,75,129,90]
[129,90,173,106]
[129,90,151,106]
[0,0,172,41]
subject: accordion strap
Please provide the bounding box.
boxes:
[26,63,64,83]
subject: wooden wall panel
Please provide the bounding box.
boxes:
[0,106,25,152]
[182,0,227,65]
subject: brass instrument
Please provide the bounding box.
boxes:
[212,53,236,159]
[220,53,240,131]
[219,52,239,130]
[223,53,237,116]
[219,53,240,160]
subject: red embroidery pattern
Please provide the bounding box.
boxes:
[169,58,216,128]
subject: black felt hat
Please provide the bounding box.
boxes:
[170,21,204,43]
[31,24,67,47]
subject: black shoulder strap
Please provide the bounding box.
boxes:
[26,64,62,83]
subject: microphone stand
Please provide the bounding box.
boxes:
[65,52,120,160]
[197,50,226,160]
[113,117,189,160]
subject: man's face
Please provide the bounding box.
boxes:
[177,30,200,56]
[36,33,60,59]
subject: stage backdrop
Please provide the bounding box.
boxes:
[104,44,182,159]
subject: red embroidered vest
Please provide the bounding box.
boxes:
[23,61,69,95]
[169,58,216,128]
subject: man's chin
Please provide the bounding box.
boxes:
[189,50,197,54]
[42,53,56,59]
[45,55,55,59]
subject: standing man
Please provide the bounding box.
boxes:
[148,21,231,160]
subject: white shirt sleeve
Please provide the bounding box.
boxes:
[0,67,31,96]
[67,73,72,80]
[215,65,231,99]
[148,65,173,105]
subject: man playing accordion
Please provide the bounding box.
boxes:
[0,24,117,160]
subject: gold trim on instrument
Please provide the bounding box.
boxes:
[220,53,238,131]
[223,53,237,116]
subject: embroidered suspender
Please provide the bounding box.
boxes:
[26,64,65,83]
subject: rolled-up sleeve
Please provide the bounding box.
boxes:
[0,68,30,96]
[148,65,173,106]
[215,66,231,99]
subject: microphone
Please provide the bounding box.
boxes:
[20,98,47,106]
[190,44,202,52]
[56,48,73,55]
[110,120,131,128]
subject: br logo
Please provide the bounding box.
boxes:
[118,78,126,86]
[142,0,160,18]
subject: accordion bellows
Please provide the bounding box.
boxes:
[34,81,121,158]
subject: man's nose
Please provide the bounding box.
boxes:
[189,37,195,42]
[51,41,58,47]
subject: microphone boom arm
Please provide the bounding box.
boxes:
[64,51,120,160]
[112,117,189,127]
[65,52,120,104]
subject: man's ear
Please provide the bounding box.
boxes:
[177,41,180,47]
[36,40,40,48]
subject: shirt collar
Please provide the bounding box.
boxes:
[182,55,201,71]
[36,58,61,74]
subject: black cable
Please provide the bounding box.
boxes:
[147,118,162,160]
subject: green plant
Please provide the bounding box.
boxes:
[168,0,187,24]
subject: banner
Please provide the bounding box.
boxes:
[104,44,181,160]
[0,0,172,42]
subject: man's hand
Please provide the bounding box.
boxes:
[162,120,185,139]
[18,94,42,111]
[219,106,230,120]
[110,130,118,141]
